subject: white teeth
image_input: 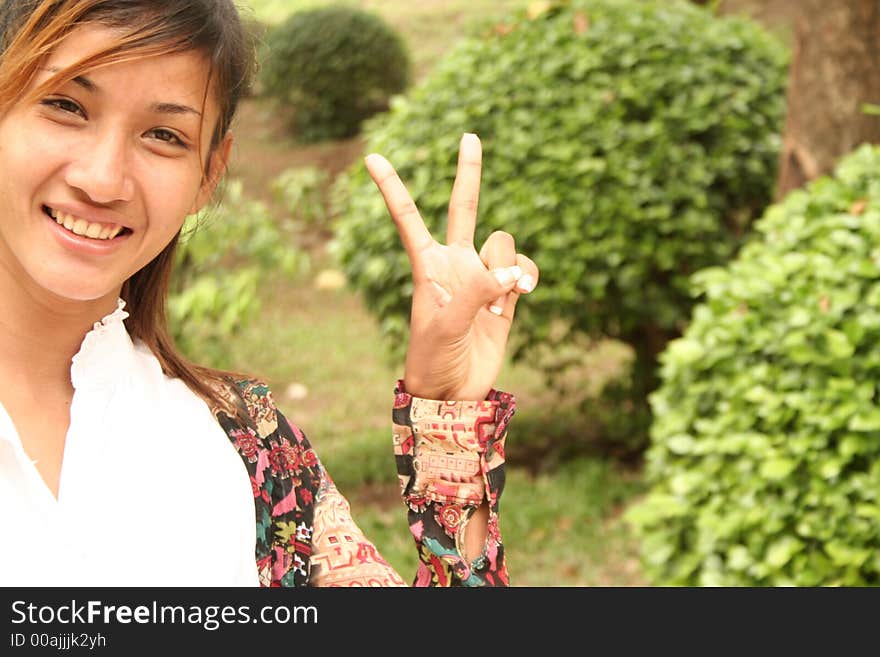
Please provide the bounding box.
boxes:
[48,208,123,241]
[71,218,88,236]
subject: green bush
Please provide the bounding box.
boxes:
[334,0,788,452]
[170,180,308,366]
[259,5,410,142]
[627,144,880,586]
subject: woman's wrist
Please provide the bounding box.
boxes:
[401,375,491,402]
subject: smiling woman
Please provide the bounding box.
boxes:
[0,0,538,588]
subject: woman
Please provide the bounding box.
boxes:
[0,0,538,587]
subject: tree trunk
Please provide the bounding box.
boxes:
[776,0,880,198]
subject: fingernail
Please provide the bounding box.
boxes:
[517,274,535,293]
[489,305,504,316]
[493,268,512,285]
[508,265,523,281]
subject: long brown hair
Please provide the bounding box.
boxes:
[0,0,258,415]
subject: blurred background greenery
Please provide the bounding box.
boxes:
[171,0,880,585]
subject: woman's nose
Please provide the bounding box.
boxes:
[63,128,135,204]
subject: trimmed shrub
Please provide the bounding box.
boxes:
[334,0,788,452]
[627,144,880,586]
[259,5,410,142]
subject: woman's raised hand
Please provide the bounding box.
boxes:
[365,133,539,401]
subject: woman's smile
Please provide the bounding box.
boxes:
[40,202,133,258]
[43,205,128,241]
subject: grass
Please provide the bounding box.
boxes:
[349,458,647,586]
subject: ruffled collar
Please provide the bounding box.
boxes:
[70,298,135,390]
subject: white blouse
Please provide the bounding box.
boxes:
[0,300,259,586]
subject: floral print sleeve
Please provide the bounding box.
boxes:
[392,380,516,587]
[217,378,405,587]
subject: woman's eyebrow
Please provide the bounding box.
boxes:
[41,66,202,117]
[43,65,96,92]
[151,102,202,118]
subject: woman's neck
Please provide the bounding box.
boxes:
[0,262,120,393]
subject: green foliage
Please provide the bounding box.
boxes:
[170,180,308,366]
[259,5,411,142]
[627,145,880,586]
[271,166,331,228]
[334,0,788,451]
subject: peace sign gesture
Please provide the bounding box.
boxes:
[365,133,539,401]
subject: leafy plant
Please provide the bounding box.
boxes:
[259,5,411,142]
[627,144,880,586]
[170,180,308,366]
[271,166,331,226]
[334,0,788,453]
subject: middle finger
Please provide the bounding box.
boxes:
[446,133,482,246]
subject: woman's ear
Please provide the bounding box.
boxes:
[190,132,234,215]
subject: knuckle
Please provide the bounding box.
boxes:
[518,253,538,271]
[396,201,420,218]
[451,197,479,213]
[373,169,400,188]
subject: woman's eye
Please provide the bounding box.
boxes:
[40,97,86,118]
[148,128,188,149]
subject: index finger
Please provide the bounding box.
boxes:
[446,133,482,245]
[364,153,435,260]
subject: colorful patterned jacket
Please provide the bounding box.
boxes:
[212,378,516,587]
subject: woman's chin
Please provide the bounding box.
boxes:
[29,274,122,306]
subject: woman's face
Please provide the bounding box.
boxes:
[0,23,228,305]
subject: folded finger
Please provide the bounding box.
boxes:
[513,253,539,294]
[479,230,518,316]
[488,253,539,319]
[489,265,522,315]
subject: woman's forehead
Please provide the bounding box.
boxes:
[38,23,218,117]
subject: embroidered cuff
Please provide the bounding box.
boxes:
[392,380,516,586]
[391,380,515,509]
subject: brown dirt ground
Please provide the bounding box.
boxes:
[226,97,365,206]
